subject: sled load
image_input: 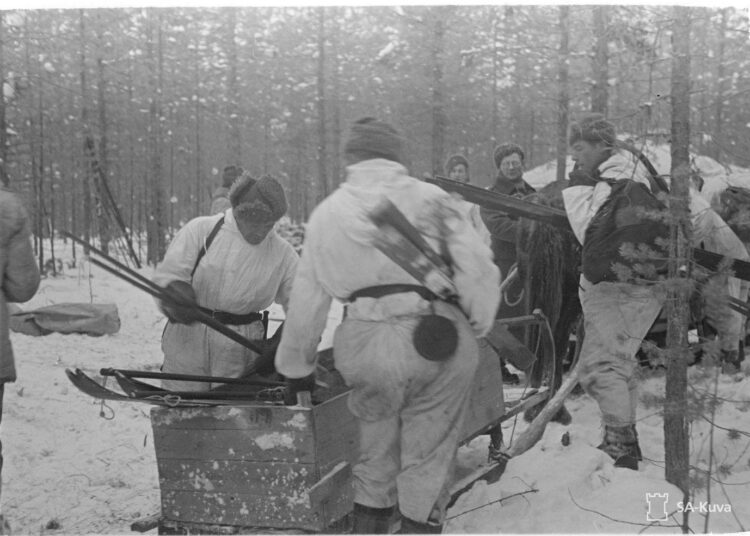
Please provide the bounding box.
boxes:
[62,212,566,533]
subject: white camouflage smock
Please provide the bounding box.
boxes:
[563,150,748,426]
[275,158,500,523]
[153,209,298,390]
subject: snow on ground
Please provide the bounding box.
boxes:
[3,240,750,534]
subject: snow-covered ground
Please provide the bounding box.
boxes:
[3,240,750,534]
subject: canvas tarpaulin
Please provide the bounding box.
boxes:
[9,303,120,337]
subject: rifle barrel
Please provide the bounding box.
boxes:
[86,256,264,354]
[426,176,750,283]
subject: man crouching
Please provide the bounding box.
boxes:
[275,117,500,533]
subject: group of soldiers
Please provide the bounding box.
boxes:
[0,113,740,533]
[150,113,748,533]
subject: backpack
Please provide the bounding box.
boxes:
[582,180,669,283]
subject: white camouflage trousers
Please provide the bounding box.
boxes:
[333,297,478,523]
[578,276,664,427]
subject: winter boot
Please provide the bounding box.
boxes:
[487,426,504,463]
[720,349,742,374]
[597,425,639,470]
[398,515,442,534]
[352,503,394,534]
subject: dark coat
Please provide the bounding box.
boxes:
[480,175,536,278]
[0,187,41,382]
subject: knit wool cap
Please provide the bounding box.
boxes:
[444,154,469,175]
[229,174,287,223]
[222,165,243,188]
[568,113,616,147]
[344,117,404,165]
[493,143,525,170]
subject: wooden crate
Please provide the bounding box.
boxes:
[151,341,504,532]
[151,391,358,532]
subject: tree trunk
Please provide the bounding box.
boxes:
[665,6,692,522]
[39,67,54,274]
[490,9,500,160]
[555,6,570,182]
[126,53,136,238]
[193,34,203,217]
[591,6,609,115]
[226,7,241,164]
[430,7,448,175]
[315,7,328,201]
[24,15,43,268]
[0,13,8,186]
[329,8,342,189]
[94,11,110,254]
[146,9,167,265]
[79,10,93,251]
[712,8,728,161]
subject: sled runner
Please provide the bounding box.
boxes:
[66,368,288,407]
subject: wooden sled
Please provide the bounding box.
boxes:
[134,319,554,534]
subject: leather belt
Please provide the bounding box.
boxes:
[348,284,438,303]
[198,308,263,326]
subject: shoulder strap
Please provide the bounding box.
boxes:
[614,140,670,195]
[191,215,225,278]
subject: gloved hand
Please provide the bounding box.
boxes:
[284,374,315,405]
[161,280,199,325]
[254,324,284,375]
[568,167,601,187]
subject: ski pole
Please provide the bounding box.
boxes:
[87,256,264,355]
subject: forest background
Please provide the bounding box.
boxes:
[0,5,749,265]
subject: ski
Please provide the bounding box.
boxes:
[100,367,284,387]
[66,369,218,407]
[66,368,134,402]
[112,372,165,397]
[110,370,285,403]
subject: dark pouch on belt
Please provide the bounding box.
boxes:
[412,303,458,362]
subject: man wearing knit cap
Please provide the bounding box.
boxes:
[444,153,469,184]
[210,165,243,215]
[563,113,748,470]
[153,173,298,391]
[276,117,500,533]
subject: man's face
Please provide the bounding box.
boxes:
[499,153,524,182]
[449,163,468,183]
[236,217,275,245]
[570,140,609,175]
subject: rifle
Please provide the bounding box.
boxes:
[369,197,458,300]
[61,230,266,355]
[425,175,750,283]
